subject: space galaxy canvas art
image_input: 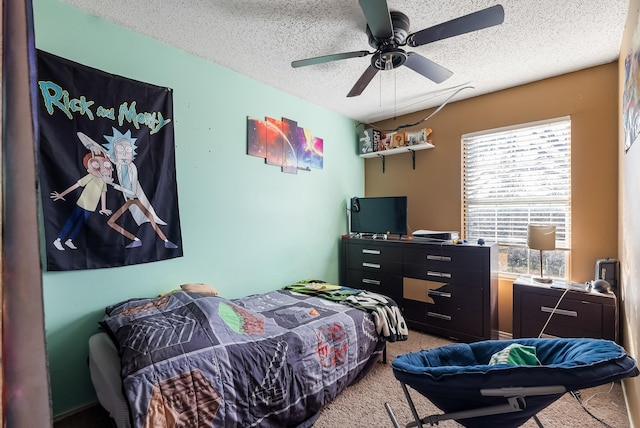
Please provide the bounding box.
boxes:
[247,116,323,173]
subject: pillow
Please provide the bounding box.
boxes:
[180,282,218,296]
[488,343,541,366]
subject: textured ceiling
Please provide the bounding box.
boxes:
[62,0,629,124]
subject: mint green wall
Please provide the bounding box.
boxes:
[34,0,363,416]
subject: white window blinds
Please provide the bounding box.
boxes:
[463,117,571,254]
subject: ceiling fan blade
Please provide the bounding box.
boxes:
[347,65,379,97]
[404,52,453,84]
[358,0,393,40]
[407,4,505,47]
[291,50,371,68]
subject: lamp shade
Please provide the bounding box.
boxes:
[527,224,556,251]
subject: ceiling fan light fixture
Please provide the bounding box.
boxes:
[384,56,393,71]
[372,48,407,71]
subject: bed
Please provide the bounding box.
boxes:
[89,284,406,428]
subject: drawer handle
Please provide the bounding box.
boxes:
[362,249,381,255]
[427,271,452,279]
[362,262,381,269]
[362,278,381,286]
[427,255,452,262]
[541,306,577,317]
[427,312,452,321]
[427,290,451,298]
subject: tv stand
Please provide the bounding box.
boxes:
[339,236,498,342]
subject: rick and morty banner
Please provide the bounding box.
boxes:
[37,50,183,271]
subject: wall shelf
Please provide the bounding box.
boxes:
[359,142,434,173]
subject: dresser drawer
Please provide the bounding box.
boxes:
[403,263,483,285]
[403,278,482,311]
[519,292,603,335]
[348,243,402,261]
[404,246,484,271]
[403,299,483,338]
[346,269,402,299]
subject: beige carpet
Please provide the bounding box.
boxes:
[314,330,631,428]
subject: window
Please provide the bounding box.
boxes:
[463,117,571,279]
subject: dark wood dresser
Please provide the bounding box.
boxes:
[339,236,498,342]
[512,276,617,342]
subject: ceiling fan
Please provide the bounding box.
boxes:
[291,1,505,97]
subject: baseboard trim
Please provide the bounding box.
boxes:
[499,330,513,340]
[53,400,100,422]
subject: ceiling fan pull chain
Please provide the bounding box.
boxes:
[394,68,397,120]
[379,71,382,108]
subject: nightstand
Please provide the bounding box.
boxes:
[512,276,617,342]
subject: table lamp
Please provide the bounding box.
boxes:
[527,224,556,283]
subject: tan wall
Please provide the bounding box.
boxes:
[367,63,619,335]
[619,0,640,425]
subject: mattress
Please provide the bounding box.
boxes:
[88,332,131,428]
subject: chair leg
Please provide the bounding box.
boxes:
[532,414,545,427]
[384,402,401,428]
[401,382,426,428]
[392,383,550,428]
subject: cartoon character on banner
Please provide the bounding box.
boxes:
[99,128,179,249]
[49,151,113,251]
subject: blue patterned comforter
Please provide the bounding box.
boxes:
[100,289,384,427]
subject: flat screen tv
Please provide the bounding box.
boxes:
[350,196,408,236]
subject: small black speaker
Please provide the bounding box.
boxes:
[350,197,360,212]
[595,258,618,293]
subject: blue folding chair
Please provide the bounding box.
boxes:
[386,338,638,428]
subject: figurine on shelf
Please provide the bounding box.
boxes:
[359,128,379,154]
[405,128,433,146]
[392,133,405,148]
[379,132,393,151]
